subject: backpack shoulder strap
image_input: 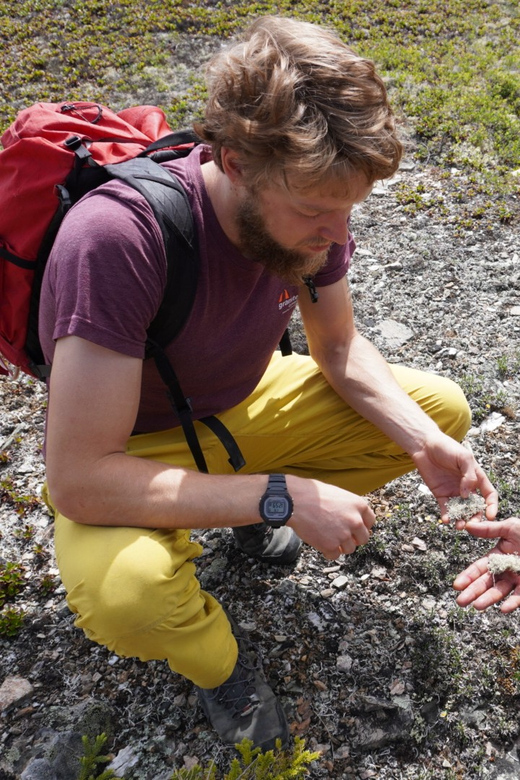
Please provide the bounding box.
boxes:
[104,157,245,474]
[103,157,198,346]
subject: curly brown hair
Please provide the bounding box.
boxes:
[195,15,403,193]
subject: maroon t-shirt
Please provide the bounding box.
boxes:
[39,146,353,432]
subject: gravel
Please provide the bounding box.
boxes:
[1,35,520,780]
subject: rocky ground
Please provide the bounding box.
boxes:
[1,36,520,780]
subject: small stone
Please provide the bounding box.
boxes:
[21,759,55,780]
[314,742,331,756]
[0,676,34,712]
[335,744,350,759]
[307,612,326,630]
[375,319,414,349]
[332,575,349,590]
[411,537,427,551]
[320,588,335,598]
[480,412,505,433]
[389,680,406,696]
[238,621,256,632]
[313,679,328,691]
[109,746,140,775]
[337,654,354,672]
[13,705,35,720]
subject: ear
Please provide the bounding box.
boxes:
[220,147,246,186]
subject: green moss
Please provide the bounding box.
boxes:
[1,0,520,197]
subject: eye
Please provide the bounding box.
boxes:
[297,209,320,218]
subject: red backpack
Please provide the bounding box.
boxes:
[0,100,248,474]
[0,100,199,379]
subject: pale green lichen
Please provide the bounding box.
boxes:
[488,554,520,575]
[446,493,486,522]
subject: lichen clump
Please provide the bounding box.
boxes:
[488,554,520,575]
[446,493,486,522]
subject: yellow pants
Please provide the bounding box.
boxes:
[48,353,471,688]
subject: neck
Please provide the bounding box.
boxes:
[202,160,242,246]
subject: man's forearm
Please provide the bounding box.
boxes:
[48,452,266,529]
[47,450,378,562]
[312,332,441,455]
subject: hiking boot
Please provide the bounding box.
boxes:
[232,523,302,565]
[196,617,289,751]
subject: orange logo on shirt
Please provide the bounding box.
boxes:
[278,289,298,311]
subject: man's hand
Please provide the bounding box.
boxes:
[453,518,520,613]
[411,433,498,528]
[287,477,375,560]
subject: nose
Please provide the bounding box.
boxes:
[318,212,350,245]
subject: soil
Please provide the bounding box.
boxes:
[1,29,520,780]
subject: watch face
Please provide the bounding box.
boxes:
[264,496,290,519]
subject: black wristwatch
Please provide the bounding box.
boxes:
[259,474,294,528]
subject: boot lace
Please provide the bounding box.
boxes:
[208,653,260,718]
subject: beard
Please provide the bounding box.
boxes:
[235,193,331,287]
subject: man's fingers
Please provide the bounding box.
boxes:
[478,469,499,520]
[459,463,498,517]
[464,520,502,538]
[453,558,490,591]
[455,564,520,611]
[352,523,372,547]
[471,578,520,611]
[364,506,376,530]
[332,518,374,558]
[339,538,357,556]
[459,469,479,499]
[465,519,514,539]
[455,574,493,607]
[501,591,520,614]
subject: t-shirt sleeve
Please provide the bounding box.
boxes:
[42,182,167,360]
[313,227,356,288]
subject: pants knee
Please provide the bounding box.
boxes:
[433,377,472,442]
[74,547,202,644]
[54,518,204,645]
[70,552,236,685]
[398,366,472,443]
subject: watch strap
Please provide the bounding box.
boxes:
[266,473,288,494]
